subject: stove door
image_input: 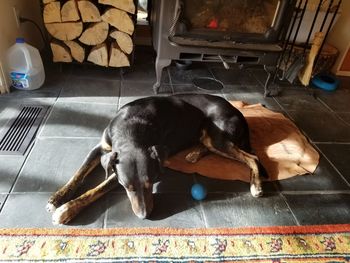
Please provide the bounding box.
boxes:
[175,0,295,43]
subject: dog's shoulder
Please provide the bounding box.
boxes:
[118,96,203,118]
[109,96,204,130]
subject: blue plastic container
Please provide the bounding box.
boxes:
[311,73,339,91]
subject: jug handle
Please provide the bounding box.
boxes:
[22,48,33,71]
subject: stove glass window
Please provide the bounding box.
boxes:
[182,0,280,34]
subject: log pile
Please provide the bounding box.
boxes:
[43,0,135,67]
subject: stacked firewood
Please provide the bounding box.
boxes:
[42,0,135,67]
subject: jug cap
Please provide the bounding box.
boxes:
[16,37,25,43]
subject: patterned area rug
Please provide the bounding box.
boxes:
[1,224,350,262]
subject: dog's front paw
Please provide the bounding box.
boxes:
[250,184,263,197]
[52,204,74,225]
[46,202,57,213]
[47,194,63,213]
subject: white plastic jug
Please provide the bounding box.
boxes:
[6,37,45,90]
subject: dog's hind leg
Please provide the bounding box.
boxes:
[52,173,118,225]
[200,130,263,197]
[47,143,103,212]
[226,145,263,197]
[185,144,209,163]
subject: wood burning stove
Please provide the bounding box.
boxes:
[151,0,296,96]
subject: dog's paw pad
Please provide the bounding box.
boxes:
[46,202,57,213]
[185,152,201,163]
[250,184,263,197]
[52,204,71,225]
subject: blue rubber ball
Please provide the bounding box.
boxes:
[191,183,207,201]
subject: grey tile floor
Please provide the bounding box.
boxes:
[0,46,350,228]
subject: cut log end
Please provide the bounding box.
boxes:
[61,0,80,22]
[109,42,130,67]
[64,40,85,63]
[88,43,108,67]
[45,22,83,41]
[43,1,61,23]
[109,30,133,54]
[78,1,102,22]
[98,0,135,14]
[101,8,134,35]
[79,21,109,46]
[50,42,73,63]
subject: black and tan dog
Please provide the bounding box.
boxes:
[47,94,265,225]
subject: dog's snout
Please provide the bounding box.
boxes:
[132,197,153,219]
[135,209,148,219]
[126,186,153,219]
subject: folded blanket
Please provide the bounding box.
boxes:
[165,101,319,182]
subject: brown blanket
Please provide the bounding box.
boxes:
[165,101,319,182]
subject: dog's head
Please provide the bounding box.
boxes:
[101,145,165,219]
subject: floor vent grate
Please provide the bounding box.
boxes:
[0,105,48,155]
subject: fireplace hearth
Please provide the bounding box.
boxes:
[151,0,296,96]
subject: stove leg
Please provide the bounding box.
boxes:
[263,65,279,97]
[153,58,171,94]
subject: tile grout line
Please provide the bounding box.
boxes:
[37,136,102,140]
[50,100,120,106]
[54,74,67,99]
[55,100,120,105]
[118,79,127,110]
[67,76,121,82]
[268,104,333,164]
[0,135,43,213]
[36,74,67,138]
[313,141,350,145]
[36,101,57,139]
[167,67,175,94]
[0,193,7,212]
[270,105,321,156]
[316,95,350,127]
[117,73,122,106]
[1,192,56,195]
[279,192,301,226]
[316,95,337,113]
[280,190,350,195]
[314,144,350,188]
[272,95,288,113]
[207,66,226,97]
[247,68,265,88]
[207,65,219,82]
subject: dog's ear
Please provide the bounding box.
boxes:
[100,151,118,177]
[148,145,167,164]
